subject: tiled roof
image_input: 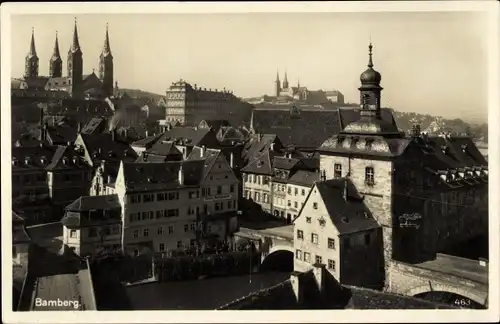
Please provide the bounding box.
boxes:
[11,89,70,99]
[45,145,90,171]
[46,126,78,145]
[143,140,182,157]
[11,144,58,171]
[81,117,108,135]
[24,76,50,90]
[79,133,138,164]
[273,156,300,170]
[241,134,283,164]
[251,107,397,149]
[319,135,411,158]
[65,194,121,211]
[131,133,164,148]
[186,146,224,182]
[312,179,380,235]
[155,126,217,148]
[121,160,206,192]
[288,170,320,187]
[241,150,275,175]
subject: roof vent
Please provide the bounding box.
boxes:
[341,216,350,223]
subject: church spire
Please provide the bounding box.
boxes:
[28,27,37,57]
[275,70,280,82]
[52,31,61,59]
[102,23,112,57]
[367,42,374,68]
[70,18,81,53]
[49,31,63,77]
[25,27,39,78]
[283,69,289,89]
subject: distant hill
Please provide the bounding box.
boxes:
[120,89,164,102]
[390,110,488,143]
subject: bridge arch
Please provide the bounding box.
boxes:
[405,284,487,307]
[260,245,294,272]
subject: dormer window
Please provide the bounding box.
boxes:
[40,156,47,165]
[62,157,68,165]
[12,158,18,166]
[365,167,375,185]
[24,157,31,166]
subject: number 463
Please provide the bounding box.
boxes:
[455,298,471,307]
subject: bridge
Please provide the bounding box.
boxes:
[389,253,488,307]
[235,223,489,307]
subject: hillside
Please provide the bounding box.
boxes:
[391,110,488,143]
[120,88,164,102]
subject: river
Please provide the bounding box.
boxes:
[96,271,290,310]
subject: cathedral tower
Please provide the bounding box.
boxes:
[99,23,114,97]
[49,31,63,78]
[67,18,84,98]
[282,70,289,89]
[24,28,39,79]
[275,70,281,97]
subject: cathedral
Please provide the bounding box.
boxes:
[18,19,114,99]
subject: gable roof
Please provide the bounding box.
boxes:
[63,194,122,228]
[45,145,90,171]
[65,194,121,211]
[131,133,164,149]
[46,125,78,145]
[186,146,226,182]
[155,126,216,148]
[79,133,138,164]
[241,134,283,164]
[11,144,58,171]
[302,179,380,235]
[143,140,182,156]
[199,119,231,132]
[241,149,275,175]
[81,117,108,135]
[121,160,205,192]
[288,170,320,187]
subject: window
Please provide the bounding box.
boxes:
[301,189,305,196]
[228,201,232,209]
[131,195,141,204]
[294,201,298,208]
[297,230,304,240]
[158,226,164,235]
[143,228,149,237]
[294,188,298,196]
[215,202,221,211]
[70,230,77,238]
[364,233,371,245]
[133,249,139,257]
[148,211,154,220]
[304,252,311,263]
[328,259,336,271]
[315,255,322,264]
[334,164,342,178]
[296,249,303,260]
[168,225,174,234]
[230,185,235,193]
[157,193,165,201]
[88,227,97,237]
[190,223,196,231]
[159,243,165,252]
[217,186,222,194]
[166,209,179,217]
[263,176,269,185]
[168,192,180,200]
[184,224,189,232]
[188,207,195,215]
[177,241,183,248]
[287,200,291,207]
[313,202,318,209]
[365,167,375,185]
[328,238,335,250]
[190,239,196,247]
[141,212,147,220]
[306,217,312,223]
[311,233,318,244]
[133,230,138,238]
[287,187,292,194]
[143,194,154,202]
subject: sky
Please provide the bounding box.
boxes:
[10,11,489,123]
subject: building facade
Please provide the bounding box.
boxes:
[164,79,253,127]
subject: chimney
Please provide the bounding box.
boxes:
[270,143,275,151]
[178,163,184,185]
[201,145,206,157]
[111,128,116,141]
[229,152,234,168]
[145,130,149,138]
